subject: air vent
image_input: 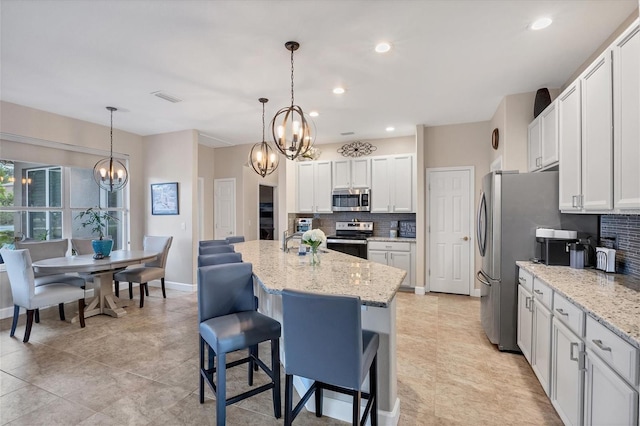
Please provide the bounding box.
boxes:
[340,131,355,136]
[151,91,182,103]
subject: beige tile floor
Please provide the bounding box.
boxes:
[0,288,562,425]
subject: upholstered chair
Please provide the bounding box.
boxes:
[281,289,379,426]
[15,239,85,288]
[1,248,86,342]
[225,236,245,244]
[70,238,97,284]
[198,262,281,425]
[113,236,173,307]
[199,244,234,256]
[198,239,229,247]
[197,252,242,267]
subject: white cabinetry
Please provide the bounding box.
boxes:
[558,81,583,211]
[528,102,558,172]
[370,155,414,213]
[531,280,553,396]
[517,284,534,363]
[368,241,414,287]
[613,21,640,210]
[296,161,332,213]
[551,316,584,426]
[333,158,370,190]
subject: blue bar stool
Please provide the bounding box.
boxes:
[199,245,234,256]
[197,252,242,267]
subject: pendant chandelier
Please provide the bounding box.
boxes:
[249,98,280,177]
[271,41,315,161]
[93,107,129,192]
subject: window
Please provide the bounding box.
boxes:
[0,160,128,252]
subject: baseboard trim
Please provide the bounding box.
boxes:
[414,286,426,296]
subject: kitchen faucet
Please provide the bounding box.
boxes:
[282,230,302,252]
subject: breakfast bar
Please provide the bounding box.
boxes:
[234,240,406,424]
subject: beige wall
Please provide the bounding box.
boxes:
[143,130,198,287]
[314,136,415,161]
[197,144,216,240]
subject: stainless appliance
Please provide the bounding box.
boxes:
[326,221,373,259]
[296,218,318,233]
[476,171,561,352]
[331,189,370,212]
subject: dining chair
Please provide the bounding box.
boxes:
[225,236,245,244]
[113,236,173,307]
[281,289,379,426]
[1,248,86,342]
[198,262,281,425]
[199,239,230,247]
[197,252,242,267]
[70,238,97,285]
[15,239,86,288]
[199,245,235,256]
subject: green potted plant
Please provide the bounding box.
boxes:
[75,207,119,258]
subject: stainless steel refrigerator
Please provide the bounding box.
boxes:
[476,171,561,352]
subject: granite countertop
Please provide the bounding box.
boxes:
[516,261,640,349]
[367,237,417,243]
[234,240,406,307]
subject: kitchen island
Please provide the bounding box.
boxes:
[234,240,405,425]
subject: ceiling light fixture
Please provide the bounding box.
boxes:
[309,111,319,117]
[249,98,279,178]
[386,126,395,132]
[333,87,345,95]
[530,17,552,30]
[271,41,314,161]
[375,42,391,53]
[93,107,129,192]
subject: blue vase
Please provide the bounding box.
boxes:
[92,239,113,257]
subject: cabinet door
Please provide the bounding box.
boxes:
[351,158,370,188]
[368,250,388,265]
[541,102,559,167]
[551,318,584,426]
[389,251,411,286]
[391,155,413,212]
[581,52,613,211]
[370,157,391,212]
[297,162,315,213]
[558,82,583,211]
[517,285,533,363]
[528,118,542,171]
[584,348,639,426]
[613,22,640,210]
[314,161,333,213]
[333,160,351,190]
[532,300,553,396]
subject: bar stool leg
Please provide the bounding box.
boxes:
[216,352,227,426]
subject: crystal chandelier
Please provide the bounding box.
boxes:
[271,41,315,161]
[249,98,279,177]
[93,107,128,192]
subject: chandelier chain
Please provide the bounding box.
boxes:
[110,108,114,155]
[290,47,295,106]
[261,100,266,141]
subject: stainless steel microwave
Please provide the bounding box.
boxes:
[331,189,370,212]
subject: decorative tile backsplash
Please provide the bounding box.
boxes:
[289,212,416,238]
[600,214,640,278]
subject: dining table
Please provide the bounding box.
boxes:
[32,250,157,322]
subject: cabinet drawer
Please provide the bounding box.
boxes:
[518,268,533,292]
[553,292,584,336]
[533,278,553,310]
[367,241,410,252]
[586,315,639,386]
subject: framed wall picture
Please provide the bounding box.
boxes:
[151,182,179,215]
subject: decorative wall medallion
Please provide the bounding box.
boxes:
[337,141,377,157]
[491,128,499,150]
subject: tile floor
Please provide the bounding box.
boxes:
[0,288,562,425]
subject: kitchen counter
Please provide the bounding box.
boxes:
[516,261,640,349]
[234,240,403,423]
[367,236,416,243]
[235,240,405,307]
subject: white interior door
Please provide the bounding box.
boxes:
[214,178,236,239]
[428,168,472,295]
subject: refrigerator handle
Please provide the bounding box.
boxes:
[476,270,491,287]
[476,191,487,257]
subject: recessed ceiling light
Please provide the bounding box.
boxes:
[530,17,552,30]
[333,87,345,95]
[375,42,391,53]
[309,111,319,117]
[386,126,395,132]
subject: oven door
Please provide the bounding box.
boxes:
[326,238,368,259]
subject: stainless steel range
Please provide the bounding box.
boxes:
[326,221,373,259]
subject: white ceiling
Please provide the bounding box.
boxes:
[1,1,637,148]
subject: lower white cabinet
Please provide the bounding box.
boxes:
[517,284,533,363]
[584,348,639,426]
[368,241,413,286]
[532,298,553,396]
[551,317,584,426]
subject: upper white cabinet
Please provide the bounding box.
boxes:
[528,101,558,172]
[370,155,414,213]
[558,81,583,211]
[333,158,370,190]
[296,161,332,213]
[613,21,640,210]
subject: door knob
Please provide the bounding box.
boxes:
[462,236,469,241]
